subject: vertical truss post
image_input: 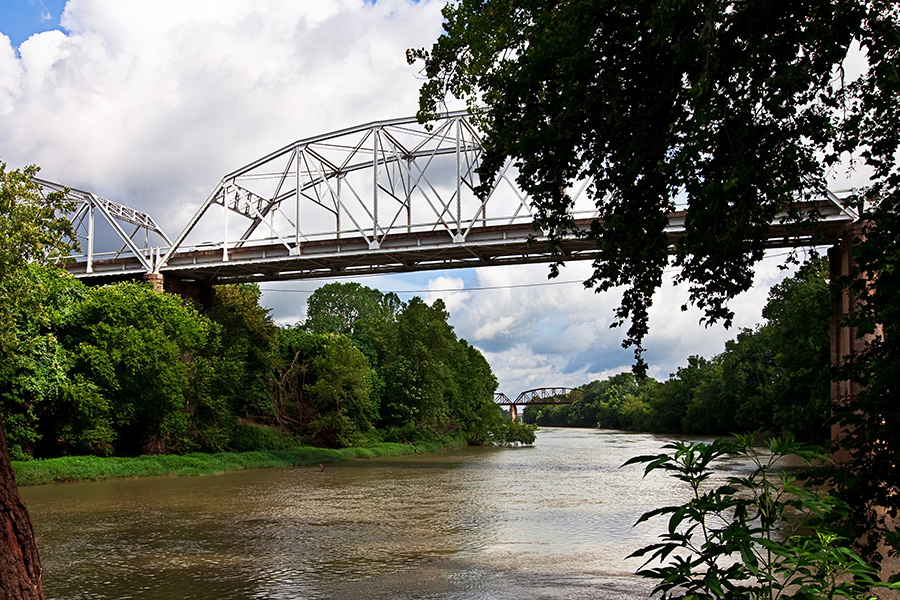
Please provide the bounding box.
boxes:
[295,149,301,251]
[407,158,412,234]
[372,128,380,248]
[222,185,229,262]
[456,117,462,241]
[87,203,95,274]
[336,176,342,240]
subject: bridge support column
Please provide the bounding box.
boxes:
[509,405,518,423]
[828,222,875,461]
[142,272,165,292]
[142,273,215,309]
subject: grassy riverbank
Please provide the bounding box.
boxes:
[12,437,467,486]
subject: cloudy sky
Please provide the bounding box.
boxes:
[0,0,850,396]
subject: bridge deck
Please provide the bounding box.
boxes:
[62,202,852,285]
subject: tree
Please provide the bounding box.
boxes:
[0,164,75,600]
[305,335,377,448]
[206,284,277,420]
[409,0,899,371]
[64,282,212,455]
[378,297,457,437]
[762,259,831,440]
[304,282,398,337]
[0,265,105,458]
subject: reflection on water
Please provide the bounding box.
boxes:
[21,428,723,600]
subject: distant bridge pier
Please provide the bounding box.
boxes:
[509,405,518,423]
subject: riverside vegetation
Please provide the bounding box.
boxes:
[523,260,831,443]
[0,262,535,481]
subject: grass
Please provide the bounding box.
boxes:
[12,437,469,487]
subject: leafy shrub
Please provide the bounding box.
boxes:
[489,421,537,446]
[627,434,899,599]
[228,423,293,452]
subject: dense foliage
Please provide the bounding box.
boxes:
[410,0,899,372]
[0,273,519,459]
[524,262,831,442]
[0,163,77,600]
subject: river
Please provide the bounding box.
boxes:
[21,428,735,600]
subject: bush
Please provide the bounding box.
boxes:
[228,423,294,452]
[490,421,537,446]
[627,434,899,599]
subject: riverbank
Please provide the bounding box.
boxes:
[12,437,467,486]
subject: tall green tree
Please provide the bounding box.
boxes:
[762,260,831,440]
[304,282,399,337]
[0,265,105,458]
[0,164,75,600]
[63,282,213,455]
[378,297,458,437]
[305,335,377,448]
[206,284,278,419]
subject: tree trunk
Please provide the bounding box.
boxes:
[0,414,43,600]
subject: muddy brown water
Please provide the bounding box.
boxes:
[22,428,748,600]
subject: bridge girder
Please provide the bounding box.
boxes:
[44,113,859,283]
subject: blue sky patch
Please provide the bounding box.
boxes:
[0,0,67,48]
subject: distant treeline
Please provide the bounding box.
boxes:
[0,268,533,460]
[524,260,830,443]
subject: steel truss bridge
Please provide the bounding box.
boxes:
[494,388,584,407]
[38,112,859,286]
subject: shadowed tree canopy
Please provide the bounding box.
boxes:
[409,0,900,371]
[0,164,75,599]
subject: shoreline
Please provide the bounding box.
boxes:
[12,437,468,486]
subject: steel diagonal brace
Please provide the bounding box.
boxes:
[399,154,458,234]
[309,157,376,247]
[161,179,227,270]
[82,191,155,271]
[237,191,295,254]
[237,154,296,242]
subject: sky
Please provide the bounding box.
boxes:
[0,1,856,397]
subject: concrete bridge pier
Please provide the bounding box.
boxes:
[828,222,875,461]
[509,405,518,423]
[142,272,215,308]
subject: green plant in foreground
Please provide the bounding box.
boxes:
[626,435,899,599]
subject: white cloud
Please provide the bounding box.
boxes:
[425,276,469,312]
[0,0,445,231]
[0,34,23,116]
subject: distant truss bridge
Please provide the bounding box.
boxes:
[494,388,584,422]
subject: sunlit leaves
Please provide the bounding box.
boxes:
[627,434,899,599]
